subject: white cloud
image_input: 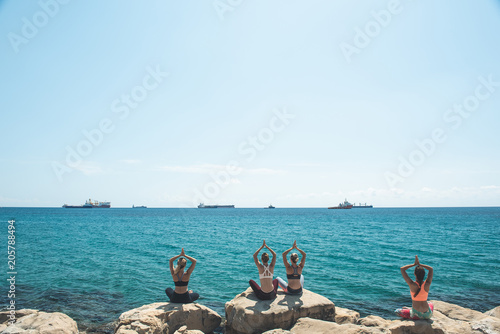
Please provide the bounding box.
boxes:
[120,159,141,164]
[480,185,500,190]
[155,164,284,175]
[73,161,103,175]
[245,168,284,175]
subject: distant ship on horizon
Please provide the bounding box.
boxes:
[352,203,373,208]
[328,199,373,209]
[328,199,353,209]
[265,204,275,209]
[198,203,235,208]
[63,199,110,208]
[132,205,147,208]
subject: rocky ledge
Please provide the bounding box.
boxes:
[0,309,78,334]
[263,301,500,334]
[0,303,222,334]
[224,288,335,334]
[115,302,222,334]
[1,299,498,334]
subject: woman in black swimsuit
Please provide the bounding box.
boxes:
[165,248,199,303]
[276,240,306,294]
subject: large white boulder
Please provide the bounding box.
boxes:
[485,306,500,319]
[0,309,78,334]
[115,302,221,334]
[224,288,335,334]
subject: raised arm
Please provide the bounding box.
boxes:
[169,250,183,276]
[253,241,265,266]
[295,243,307,268]
[400,263,415,286]
[400,255,418,286]
[183,249,197,275]
[282,245,293,267]
[419,263,433,286]
[265,242,277,267]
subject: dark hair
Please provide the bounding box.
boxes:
[261,252,269,264]
[290,253,299,264]
[413,266,426,297]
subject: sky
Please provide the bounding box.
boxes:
[1,0,500,208]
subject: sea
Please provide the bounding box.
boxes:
[0,207,499,332]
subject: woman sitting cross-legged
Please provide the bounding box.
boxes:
[395,255,434,319]
[249,240,279,300]
[165,248,199,303]
[276,240,306,294]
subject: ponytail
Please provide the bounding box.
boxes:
[413,266,426,297]
[174,258,187,275]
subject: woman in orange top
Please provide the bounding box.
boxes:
[397,255,434,319]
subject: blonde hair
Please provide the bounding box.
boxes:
[174,258,187,275]
[261,252,269,264]
[291,253,299,264]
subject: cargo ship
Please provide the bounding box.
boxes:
[328,199,353,209]
[63,199,111,208]
[132,205,147,208]
[198,203,235,208]
[352,203,373,208]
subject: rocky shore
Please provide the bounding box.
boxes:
[1,290,499,334]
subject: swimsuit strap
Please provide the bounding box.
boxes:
[177,272,184,281]
[260,265,273,278]
[263,265,271,275]
[416,280,425,288]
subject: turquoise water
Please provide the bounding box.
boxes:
[1,207,499,330]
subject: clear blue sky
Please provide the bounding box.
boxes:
[1,0,499,207]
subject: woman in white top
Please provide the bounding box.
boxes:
[249,240,279,300]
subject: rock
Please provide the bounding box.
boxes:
[426,310,473,334]
[115,302,221,334]
[276,302,500,334]
[386,319,447,334]
[359,315,390,327]
[470,316,500,334]
[173,325,204,334]
[0,309,78,334]
[485,306,500,319]
[261,330,292,334]
[431,300,488,322]
[334,306,360,324]
[291,317,386,334]
[225,288,335,334]
[432,300,500,333]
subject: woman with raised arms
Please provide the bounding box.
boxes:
[276,240,306,294]
[396,255,434,319]
[249,240,279,300]
[165,248,199,303]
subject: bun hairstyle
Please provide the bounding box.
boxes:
[261,252,270,264]
[290,253,299,264]
[174,257,187,275]
[413,265,426,297]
